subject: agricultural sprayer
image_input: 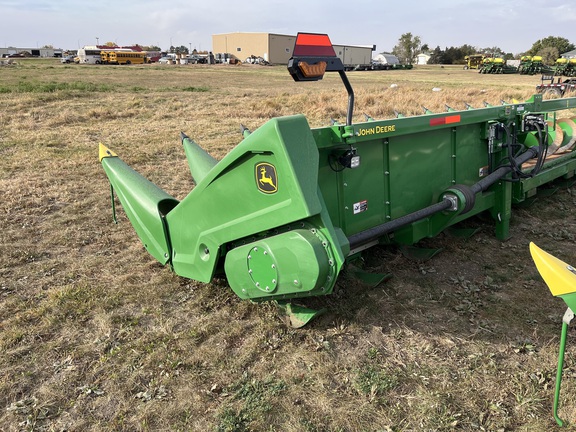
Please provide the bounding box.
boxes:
[100,33,576,327]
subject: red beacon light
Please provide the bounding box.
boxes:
[288,33,344,82]
[288,32,354,127]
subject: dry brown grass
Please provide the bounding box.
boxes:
[1,59,576,431]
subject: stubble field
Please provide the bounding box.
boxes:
[1,59,576,431]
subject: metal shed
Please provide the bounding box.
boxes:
[212,33,295,64]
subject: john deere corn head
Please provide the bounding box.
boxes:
[100,33,576,327]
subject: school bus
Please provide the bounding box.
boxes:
[101,51,149,65]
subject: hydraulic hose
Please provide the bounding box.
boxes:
[502,121,547,181]
[471,146,540,194]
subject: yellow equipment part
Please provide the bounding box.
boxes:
[530,242,576,297]
[99,143,117,161]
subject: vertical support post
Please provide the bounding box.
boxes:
[110,184,117,224]
[493,180,512,240]
[554,307,574,427]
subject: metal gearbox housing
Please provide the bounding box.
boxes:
[225,224,338,301]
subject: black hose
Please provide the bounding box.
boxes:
[348,199,452,250]
[471,146,540,193]
[347,146,541,251]
[501,122,547,181]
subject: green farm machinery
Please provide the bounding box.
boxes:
[391,63,413,70]
[100,33,576,327]
[555,58,576,77]
[518,55,554,75]
[478,57,517,74]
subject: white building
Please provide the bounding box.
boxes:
[416,53,431,65]
[0,47,62,58]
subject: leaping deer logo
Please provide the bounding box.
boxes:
[259,167,275,187]
[255,163,278,193]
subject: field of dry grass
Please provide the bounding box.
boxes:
[1,59,576,431]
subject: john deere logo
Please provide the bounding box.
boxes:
[255,163,278,194]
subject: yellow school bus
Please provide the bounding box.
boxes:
[101,51,148,65]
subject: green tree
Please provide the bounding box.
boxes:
[427,44,481,65]
[169,45,189,55]
[392,32,422,65]
[141,45,161,52]
[427,46,446,64]
[526,36,575,56]
[444,46,464,64]
[539,46,559,65]
[459,44,477,58]
[480,46,506,58]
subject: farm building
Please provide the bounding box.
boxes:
[416,53,431,65]
[333,43,376,69]
[212,32,375,67]
[0,47,62,58]
[212,33,295,64]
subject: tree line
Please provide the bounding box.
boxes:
[390,33,575,65]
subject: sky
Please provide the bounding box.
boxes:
[1,0,575,55]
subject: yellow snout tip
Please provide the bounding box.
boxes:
[530,242,576,297]
[99,143,117,162]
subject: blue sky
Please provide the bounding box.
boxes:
[1,0,575,54]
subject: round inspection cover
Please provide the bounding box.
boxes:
[247,246,278,293]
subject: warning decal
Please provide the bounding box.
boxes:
[353,200,368,214]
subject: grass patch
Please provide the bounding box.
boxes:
[216,374,286,431]
[354,364,399,400]
[181,86,209,92]
[0,80,115,93]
